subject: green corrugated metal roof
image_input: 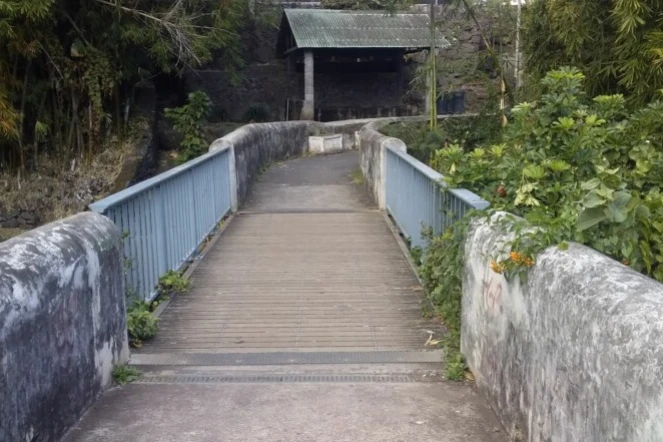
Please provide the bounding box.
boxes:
[283,9,449,49]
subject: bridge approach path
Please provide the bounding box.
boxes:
[63,151,506,442]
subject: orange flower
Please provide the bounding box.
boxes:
[510,251,521,263]
[490,260,505,273]
[523,257,535,267]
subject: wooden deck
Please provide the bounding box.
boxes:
[138,152,440,354]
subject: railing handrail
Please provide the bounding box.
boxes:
[90,145,231,213]
[385,145,489,210]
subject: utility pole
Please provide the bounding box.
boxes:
[429,0,437,130]
[514,0,522,93]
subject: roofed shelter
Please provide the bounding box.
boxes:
[277,9,449,121]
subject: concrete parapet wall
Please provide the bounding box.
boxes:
[0,213,129,442]
[309,134,344,155]
[357,119,407,208]
[356,115,480,208]
[210,121,314,207]
[462,212,663,442]
[209,119,404,209]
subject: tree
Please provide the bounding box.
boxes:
[0,0,247,170]
[522,0,663,104]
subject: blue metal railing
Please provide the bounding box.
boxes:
[90,147,233,301]
[385,146,489,249]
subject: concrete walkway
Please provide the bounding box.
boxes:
[63,152,505,442]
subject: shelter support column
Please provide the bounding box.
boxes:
[301,50,314,120]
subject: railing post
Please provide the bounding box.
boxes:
[189,169,199,244]
[228,146,238,212]
[379,141,388,210]
[154,186,168,277]
[212,155,221,221]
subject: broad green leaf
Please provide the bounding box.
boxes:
[549,159,571,173]
[596,186,615,199]
[523,164,546,179]
[526,195,541,207]
[581,178,601,190]
[612,191,632,208]
[640,241,653,272]
[553,116,575,131]
[577,208,606,231]
[583,191,605,208]
[520,183,538,193]
[606,205,629,223]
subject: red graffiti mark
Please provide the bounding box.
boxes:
[487,282,502,312]
[481,267,503,314]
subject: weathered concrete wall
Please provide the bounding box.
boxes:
[187,63,416,122]
[357,115,467,207]
[319,118,380,151]
[0,213,129,442]
[462,212,663,442]
[358,120,407,209]
[309,134,344,154]
[208,117,442,211]
[185,63,296,122]
[210,122,316,206]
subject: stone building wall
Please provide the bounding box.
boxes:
[186,62,415,122]
[0,207,39,229]
[186,63,296,122]
[185,4,492,122]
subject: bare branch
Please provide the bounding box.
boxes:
[92,0,238,67]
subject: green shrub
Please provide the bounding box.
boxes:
[165,91,212,162]
[112,365,142,385]
[418,224,470,380]
[126,301,159,346]
[445,353,466,381]
[432,67,663,281]
[157,270,188,295]
[381,114,501,164]
[420,67,663,378]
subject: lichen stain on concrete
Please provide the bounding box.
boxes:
[0,212,128,442]
[95,339,117,388]
[462,211,663,442]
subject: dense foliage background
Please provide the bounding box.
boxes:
[0,0,248,170]
[522,0,663,104]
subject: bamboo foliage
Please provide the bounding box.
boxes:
[523,0,663,104]
[0,0,248,170]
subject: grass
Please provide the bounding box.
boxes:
[112,365,142,385]
[0,227,27,242]
[350,167,365,185]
